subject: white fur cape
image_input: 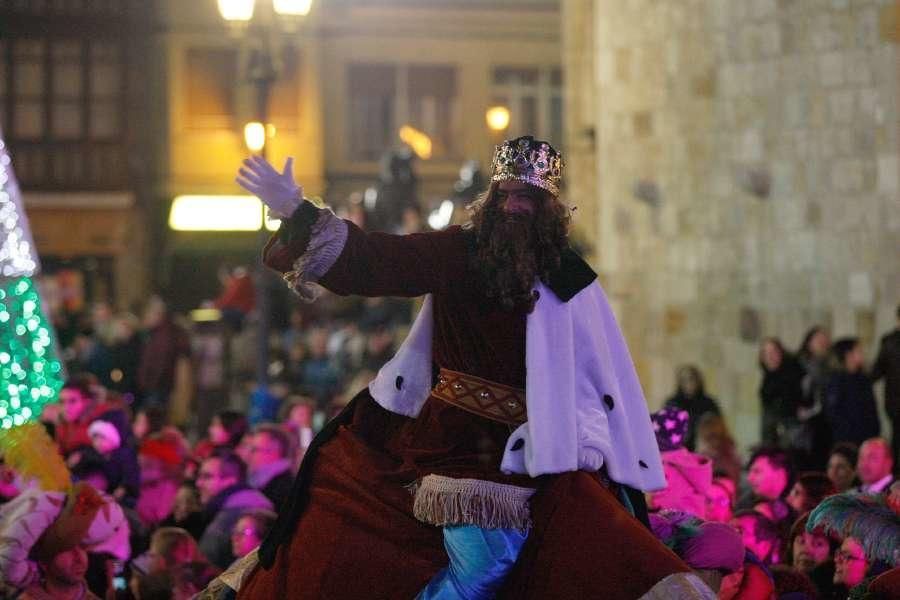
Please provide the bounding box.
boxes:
[368,279,666,492]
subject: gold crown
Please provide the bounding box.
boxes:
[490,136,563,196]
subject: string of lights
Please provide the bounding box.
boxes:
[0,133,64,428]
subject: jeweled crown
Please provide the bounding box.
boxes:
[490,136,563,197]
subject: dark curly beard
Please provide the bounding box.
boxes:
[468,182,570,313]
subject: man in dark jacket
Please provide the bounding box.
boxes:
[872,304,900,462]
[137,296,191,408]
[825,338,880,447]
[247,424,295,511]
[196,452,272,569]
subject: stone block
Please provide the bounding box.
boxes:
[818,52,845,86]
[852,7,877,47]
[877,154,898,193]
[831,158,864,192]
[849,271,874,308]
[829,89,856,124]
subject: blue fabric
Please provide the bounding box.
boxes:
[417,525,528,600]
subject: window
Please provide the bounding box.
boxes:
[407,65,458,159]
[348,64,397,162]
[0,35,128,188]
[347,63,459,162]
[12,39,45,140]
[184,47,238,129]
[491,66,563,147]
[89,42,121,139]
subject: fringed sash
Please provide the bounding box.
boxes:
[410,474,535,531]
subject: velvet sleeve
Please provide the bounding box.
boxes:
[317,223,468,298]
[263,199,468,299]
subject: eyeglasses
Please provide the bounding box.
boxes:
[834,550,866,563]
[231,528,258,539]
[196,471,219,481]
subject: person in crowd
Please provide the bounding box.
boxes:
[137,296,191,408]
[359,324,396,373]
[694,412,742,484]
[646,407,714,519]
[130,529,210,600]
[825,337,880,447]
[194,410,249,461]
[281,306,309,354]
[106,312,143,400]
[663,365,721,450]
[76,410,140,507]
[706,477,735,523]
[231,509,278,560]
[247,424,296,511]
[796,325,834,469]
[648,510,744,594]
[784,512,839,600]
[856,437,895,494]
[196,452,273,569]
[730,509,780,565]
[834,537,873,591]
[278,398,315,462]
[807,491,899,597]
[0,483,129,599]
[738,447,793,528]
[758,337,805,448]
[55,374,109,456]
[213,265,256,331]
[132,405,168,441]
[826,442,859,493]
[872,303,900,462]
[131,527,202,581]
[299,327,340,406]
[160,483,206,540]
[785,472,836,515]
[137,432,188,529]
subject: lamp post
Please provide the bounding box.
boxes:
[218,0,312,399]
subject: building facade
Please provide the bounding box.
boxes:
[564,0,900,448]
[0,0,159,315]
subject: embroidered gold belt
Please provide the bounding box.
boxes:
[432,367,527,426]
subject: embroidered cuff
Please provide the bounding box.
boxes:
[410,474,535,531]
[282,210,348,301]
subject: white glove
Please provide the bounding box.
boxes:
[236,155,303,219]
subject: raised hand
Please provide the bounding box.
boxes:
[236,156,303,219]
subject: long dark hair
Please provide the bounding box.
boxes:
[467,181,570,312]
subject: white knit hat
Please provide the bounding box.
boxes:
[87,419,121,451]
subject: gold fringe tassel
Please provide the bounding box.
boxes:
[411,475,535,531]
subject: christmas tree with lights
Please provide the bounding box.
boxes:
[0,131,64,428]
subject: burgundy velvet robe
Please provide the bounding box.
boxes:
[238,219,689,599]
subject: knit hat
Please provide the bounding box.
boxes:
[649,510,744,573]
[651,406,690,451]
[140,436,185,467]
[0,483,130,589]
[88,419,121,451]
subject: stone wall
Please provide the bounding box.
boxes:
[565,0,900,449]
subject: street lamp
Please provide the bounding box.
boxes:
[485,106,511,132]
[218,0,312,398]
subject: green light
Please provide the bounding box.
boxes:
[0,278,65,428]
